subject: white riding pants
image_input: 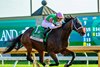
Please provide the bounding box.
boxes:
[42,20,59,29]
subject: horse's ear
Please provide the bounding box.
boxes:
[67,15,70,18]
[64,17,67,21]
[64,17,67,19]
[75,17,77,18]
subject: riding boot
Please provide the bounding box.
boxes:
[43,28,50,39]
[43,28,50,50]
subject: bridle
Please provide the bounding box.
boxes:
[72,18,83,31]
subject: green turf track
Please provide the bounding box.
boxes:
[0,64,98,67]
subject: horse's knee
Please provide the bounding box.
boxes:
[61,49,76,57]
[71,52,76,58]
[61,51,68,56]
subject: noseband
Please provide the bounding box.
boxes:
[72,18,83,31]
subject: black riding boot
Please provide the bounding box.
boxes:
[43,28,50,39]
[43,28,50,51]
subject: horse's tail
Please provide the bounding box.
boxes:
[2,34,23,54]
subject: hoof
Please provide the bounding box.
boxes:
[44,65,49,67]
[36,63,40,67]
[49,63,59,66]
[64,64,70,67]
[26,56,33,62]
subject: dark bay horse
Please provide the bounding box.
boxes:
[3,17,86,67]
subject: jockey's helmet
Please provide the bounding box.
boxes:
[56,12,64,19]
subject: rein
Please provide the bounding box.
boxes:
[72,19,83,31]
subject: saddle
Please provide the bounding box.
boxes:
[31,25,51,42]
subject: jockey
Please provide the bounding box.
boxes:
[42,12,64,38]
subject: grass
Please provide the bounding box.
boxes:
[0,64,98,67]
[0,60,98,67]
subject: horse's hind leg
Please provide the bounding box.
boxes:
[25,45,33,62]
[22,43,33,62]
[26,48,33,62]
[61,49,76,67]
[39,51,46,66]
[49,52,59,66]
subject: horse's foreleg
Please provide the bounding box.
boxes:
[49,52,59,66]
[61,49,76,67]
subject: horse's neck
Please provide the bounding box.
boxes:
[61,20,73,41]
[52,28,72,41]
[61,29,72,41]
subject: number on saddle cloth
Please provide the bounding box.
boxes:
[32,25,44,39]
[31,25,51,42]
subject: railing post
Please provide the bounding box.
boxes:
[98,51,100,67]
[0,54,4,67]
[84,52,89,67]
[13,60,18,67]
[32,53,36,67]
[32,53,40,67]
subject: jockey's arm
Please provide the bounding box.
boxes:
[49,22,62,29]
[55,22,62,26]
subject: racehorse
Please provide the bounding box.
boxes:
[2,17,86,67]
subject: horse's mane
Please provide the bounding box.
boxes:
[62,17,73,27]
[50,17,73,32]
[64,17,73,22]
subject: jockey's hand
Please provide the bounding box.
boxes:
[49,18,53,23]
[56,22,62,26]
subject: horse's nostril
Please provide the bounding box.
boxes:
[81,32,85,36]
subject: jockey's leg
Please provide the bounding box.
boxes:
[43,27,50,47]
[43,27,50,39]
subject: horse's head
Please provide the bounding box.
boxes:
[72,17,86,36]
[63,17,86,36]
